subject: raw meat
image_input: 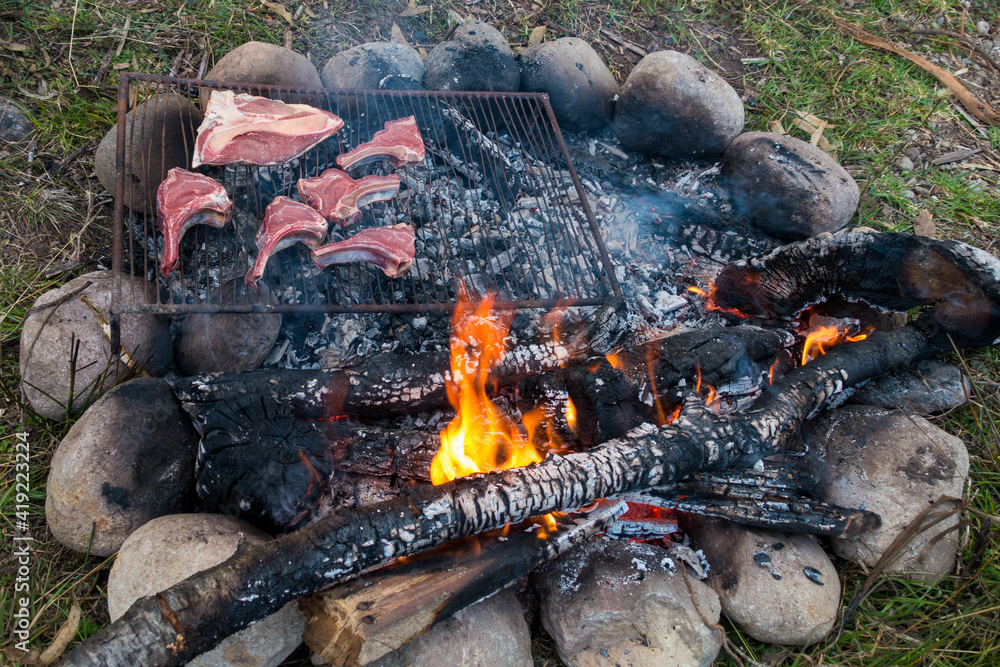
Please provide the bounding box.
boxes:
[246,196,329,288]
[156,167,233,277]
[311,224,415,278]
[193,90,344,167]
[297,169,400,226]
[335,116,425,171]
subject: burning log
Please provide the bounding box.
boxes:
[172,298,630,420]
[62,233,1000,666]
[300,500,625,667]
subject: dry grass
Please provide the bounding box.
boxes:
[1,0,999,665]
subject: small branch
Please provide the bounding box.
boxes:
[909,28,1000,76]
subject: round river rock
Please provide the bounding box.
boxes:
[425,20,520,92]
[45,378,198,556]
[722,131,860,240]
[685,516,840,645]
[613,50,744,158]
[807,405,969,580]
[519,37,619,132]
[533,537,723,667]
[322,42,425,91]
[202,41,322,98]
[1,98,33,142]
[20,271,171,421]
[95,93,202,215]
[109,513,305,667]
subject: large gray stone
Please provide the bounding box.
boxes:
[95,93,202,214]
[202,41,322,96]
[45,378,198,556]
[806,405,969,580]
[1,98,33,142]
[722,131,860,240]
[685,517,840,645]
[519,38,618,132]
[848,359,970,414]
[174,284,281,375]
[321,42,425,91]
[425,20,519,92]
[534,538,723,667]
[109,513,305,667]
[370,589,532,667]
[613,50,744,158]
[20,271,171,421]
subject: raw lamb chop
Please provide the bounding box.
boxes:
[335,116,425,171]
[193,90,344,167]
[156,167,233,277]
[246,196,329,288]
[297,169,400,226]
[311,223,415,278]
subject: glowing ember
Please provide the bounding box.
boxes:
[430,292,543,485]
[564,396,577,433]
[687,283,751,319]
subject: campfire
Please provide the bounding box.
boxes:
[26,28,996,667]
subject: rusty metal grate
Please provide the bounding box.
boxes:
[111,73,620,315]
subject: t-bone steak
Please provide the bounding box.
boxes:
[156,167,233,277]
[297,169,400,226]
[246,196,329,288]
[311,223,415,278]
[193,90,344,167]
[335,116,425,171]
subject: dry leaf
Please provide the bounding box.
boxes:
[284,28,293,50]
[2,42,29,52]
[38,602,81,665]
[418,47,428,58]
[768,120,787,134]
[400,5,430,17]
[528,26,546,47]
[912,209,936,238]
[391,23,409,46]
[303,5,317,18]
[262,1,295,25]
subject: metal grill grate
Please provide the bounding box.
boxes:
[111,74,620,315]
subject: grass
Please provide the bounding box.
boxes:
[1,0,999,664]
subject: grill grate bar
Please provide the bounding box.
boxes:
[111,74,620,316]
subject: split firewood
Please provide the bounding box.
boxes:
[61,233,1000,666]
[300,500,625,667]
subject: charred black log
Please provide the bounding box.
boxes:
[712,231,1000,348]
[172,298,630,420]
[63,324,941,667]
[564,325,793,445]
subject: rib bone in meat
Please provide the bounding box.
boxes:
[246,196,329,288]
[156,167,233,277]
[193,90,344,167]
[311,223,415,278]
[335,116,425,171]
[297,169,400,226]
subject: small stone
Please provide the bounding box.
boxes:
[201,41,322,100]
[685,517,840,646]
[976,20,991,35]
[425,20,520,92]
[95,94,202,214]
[371,589,532,667]
[518,38,619,132]
[896,155,914,171]
[45,378,198,556]
[20,271,172,421]
[533,537,723,667]
[849,359,969,413]
[722,131,860,240]
[613,50,745,159]
[806,405,970,580]
[109,513,305,667]
[174,284,282,375]
[321,42,425,91]
[0,98,33,143]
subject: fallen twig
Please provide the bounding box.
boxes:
[790,0,1000,126]
[909,28,1000,76]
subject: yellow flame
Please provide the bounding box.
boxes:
[565,395,577,433]
[801,326,869,366]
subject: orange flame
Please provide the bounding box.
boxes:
[605,351,624,371]
[688,283,750,319]
[768,357,781,385]
[564,395,577,433]
[430,292,542,485]
[800,326,869,366]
